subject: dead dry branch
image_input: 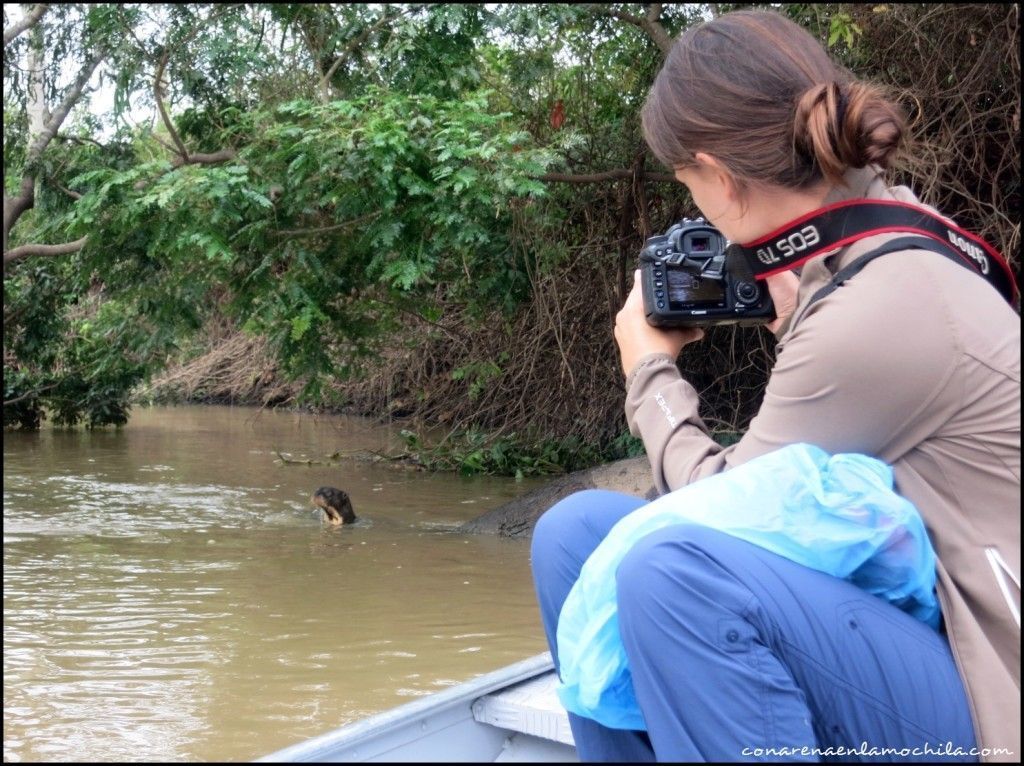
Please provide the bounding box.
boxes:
[141,318,300,407]
[853,3,1020,267]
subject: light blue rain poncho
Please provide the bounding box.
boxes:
[555,443,939,731]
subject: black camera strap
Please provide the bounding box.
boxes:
[802,235,957,314]
[730,199,1019,305]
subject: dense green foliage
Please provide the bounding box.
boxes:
[4,4,1019,474]
[5,4,564,429]
[65,90,555,384]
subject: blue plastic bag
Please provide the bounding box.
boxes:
[555,443,939,731]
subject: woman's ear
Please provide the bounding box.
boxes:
[694,151,740,203]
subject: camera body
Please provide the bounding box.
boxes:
[639,218,775,328]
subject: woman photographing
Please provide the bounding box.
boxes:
[531,9,1019,762]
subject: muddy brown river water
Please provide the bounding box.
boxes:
[3,405,551,761]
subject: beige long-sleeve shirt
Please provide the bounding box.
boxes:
[624,167,1020,761]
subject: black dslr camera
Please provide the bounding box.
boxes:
[639,218,775,327]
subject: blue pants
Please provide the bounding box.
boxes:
[530,489,978,762]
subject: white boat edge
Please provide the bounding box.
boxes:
[256,652,578,762]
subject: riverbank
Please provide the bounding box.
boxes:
[457,455,657,537]
[133,312,638,478]
[134,303,765,479]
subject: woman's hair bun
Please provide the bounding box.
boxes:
[794,80,907,184]
[643,10,909,189]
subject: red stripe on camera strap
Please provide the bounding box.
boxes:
[732,200,1019,304]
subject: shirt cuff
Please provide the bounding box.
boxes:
[624,353,695,440]
[624,352,678,392]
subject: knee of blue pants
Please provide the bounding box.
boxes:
[615,523,724,616]
[533,490,620,604]
[532,489,588,580]
[531,489,587,560]
[613,525,775,669]
[612,524,979,761]
[531,489,641,574]
[532,489,649,672]
[532,488,624,539]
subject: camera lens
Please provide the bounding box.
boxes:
[735,281,760,304]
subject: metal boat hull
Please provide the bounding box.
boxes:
[258,653,577,762]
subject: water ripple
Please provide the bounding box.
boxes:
[4,405,547,762]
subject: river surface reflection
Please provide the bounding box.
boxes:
[3,405,550,761]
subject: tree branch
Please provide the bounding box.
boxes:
[169,148,238,168]
[4,236,88,269]
[4,383,58,407]
[131,148,239,191]
[47,177,83,200]
[153,49,191,160]
[4,3,49,47]
[636,3,673,55]
[150,131,182,154]
[4,176,37,250]
[271,210,382,237]
[370,297,471,346]
[56,132,106,149]
[318,11,397,100]
[24,51,105,166]
[5,51,104,252]
[150,5,244,162]
[588,3,673,56]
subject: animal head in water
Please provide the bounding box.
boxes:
[311,486,357,525]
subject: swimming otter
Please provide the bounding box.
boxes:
[311,486,357,525]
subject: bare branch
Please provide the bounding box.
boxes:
[3,3,49,47]
[318,10,398,100]
[587,3,673,56]
[24,51,105,166]
[154,49,191,160]
[56,132,106,149]
[4,236,88,269]
[169,148,238,168]
[4,383,58,407]
[271,210,382,237]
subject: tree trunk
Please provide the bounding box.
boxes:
[27,26,48,138]
[3,24,104,266]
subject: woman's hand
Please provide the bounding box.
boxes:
[614,269,704,378]
[763,271,801,334]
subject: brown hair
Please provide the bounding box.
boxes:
[641,10,907,189]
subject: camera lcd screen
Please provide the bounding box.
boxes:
[666,268,727,309]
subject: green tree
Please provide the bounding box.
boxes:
[4,3,563,426]
[3,4,1017,476]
